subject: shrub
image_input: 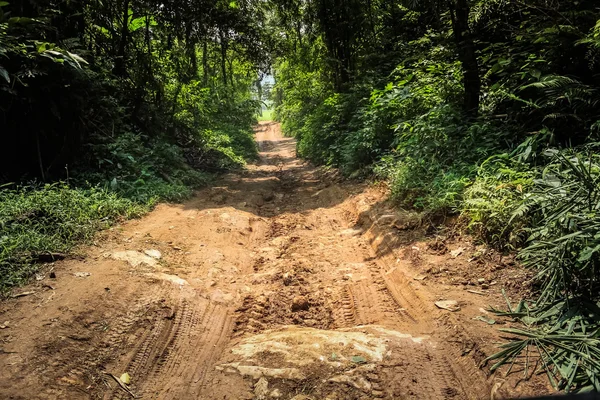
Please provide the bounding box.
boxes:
[487,146,600,392]
[462,155,534,250]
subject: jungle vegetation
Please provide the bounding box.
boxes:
[2,0,600,392]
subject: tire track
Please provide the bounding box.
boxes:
[106,297,233,400]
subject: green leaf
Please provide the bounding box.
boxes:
[67,51,88,66]
[578,244,600,263]
[0,66,9,83]
[129,16,147,32]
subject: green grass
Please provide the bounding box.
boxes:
[0,183,148,295]
[258,109,274,121]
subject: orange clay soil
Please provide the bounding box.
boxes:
[0,122,550,400]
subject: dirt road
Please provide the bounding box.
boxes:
[0,123,547,399]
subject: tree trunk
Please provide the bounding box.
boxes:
[114,0,130,76]
[185,21,198,80]
[202,41,209,86]
[448,0,480,116]
[219,30,227,86]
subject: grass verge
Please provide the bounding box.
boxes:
[0,178,203,295]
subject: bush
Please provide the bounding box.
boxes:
[486,146,600,392]
[519,149,600,303]
[377,105,508,213]
[462,155,534,250]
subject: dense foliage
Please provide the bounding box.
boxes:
[0,0,270,293]
[1,0,265,185]
[269,0,600,392]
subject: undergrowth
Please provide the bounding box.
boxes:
[0,184,147,294]
[275,37,600,393]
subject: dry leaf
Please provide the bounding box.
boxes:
[120,372,131,385]
[450,247,464,258]
[12,291,35,298]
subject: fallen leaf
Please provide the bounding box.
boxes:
[413,275,427,281]
[467,290,486,296]
[0,321,9,329]
[351,356,367,364]
[474,316,496,325]
[450,247,464,258]
[435,300,461,312]
[120,372,131,385]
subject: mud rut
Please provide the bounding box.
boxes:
[0,123,505,399]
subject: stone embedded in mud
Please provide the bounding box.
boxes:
[254,377,269,400]
[282,272,293,286]
[146,272,189,286]
[339,228,362,237]
[435,300,461,312]
[262,192,275,202]
[107,250,158,267]
[144,249,162,259]
[217,363,305,380]
[291,296,310,312]
[329,373,372,392]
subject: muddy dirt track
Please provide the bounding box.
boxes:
[0,123,549,399]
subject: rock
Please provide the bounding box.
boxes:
[339,228,362,237]
[254,377,269,400]
[144,249,162,259]
[108,250,158,267]
[282,272,293,286]
[329,374,372,392]
[217,363,305,380]
[146,273,189,286]
[212,194,226,204]
[291,296,310,312]
[477,278,486,284]
[434,300,461,312]
[270,389,282,398]
[263,192,275,202]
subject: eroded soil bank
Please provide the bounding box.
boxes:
[0,122,548,399]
